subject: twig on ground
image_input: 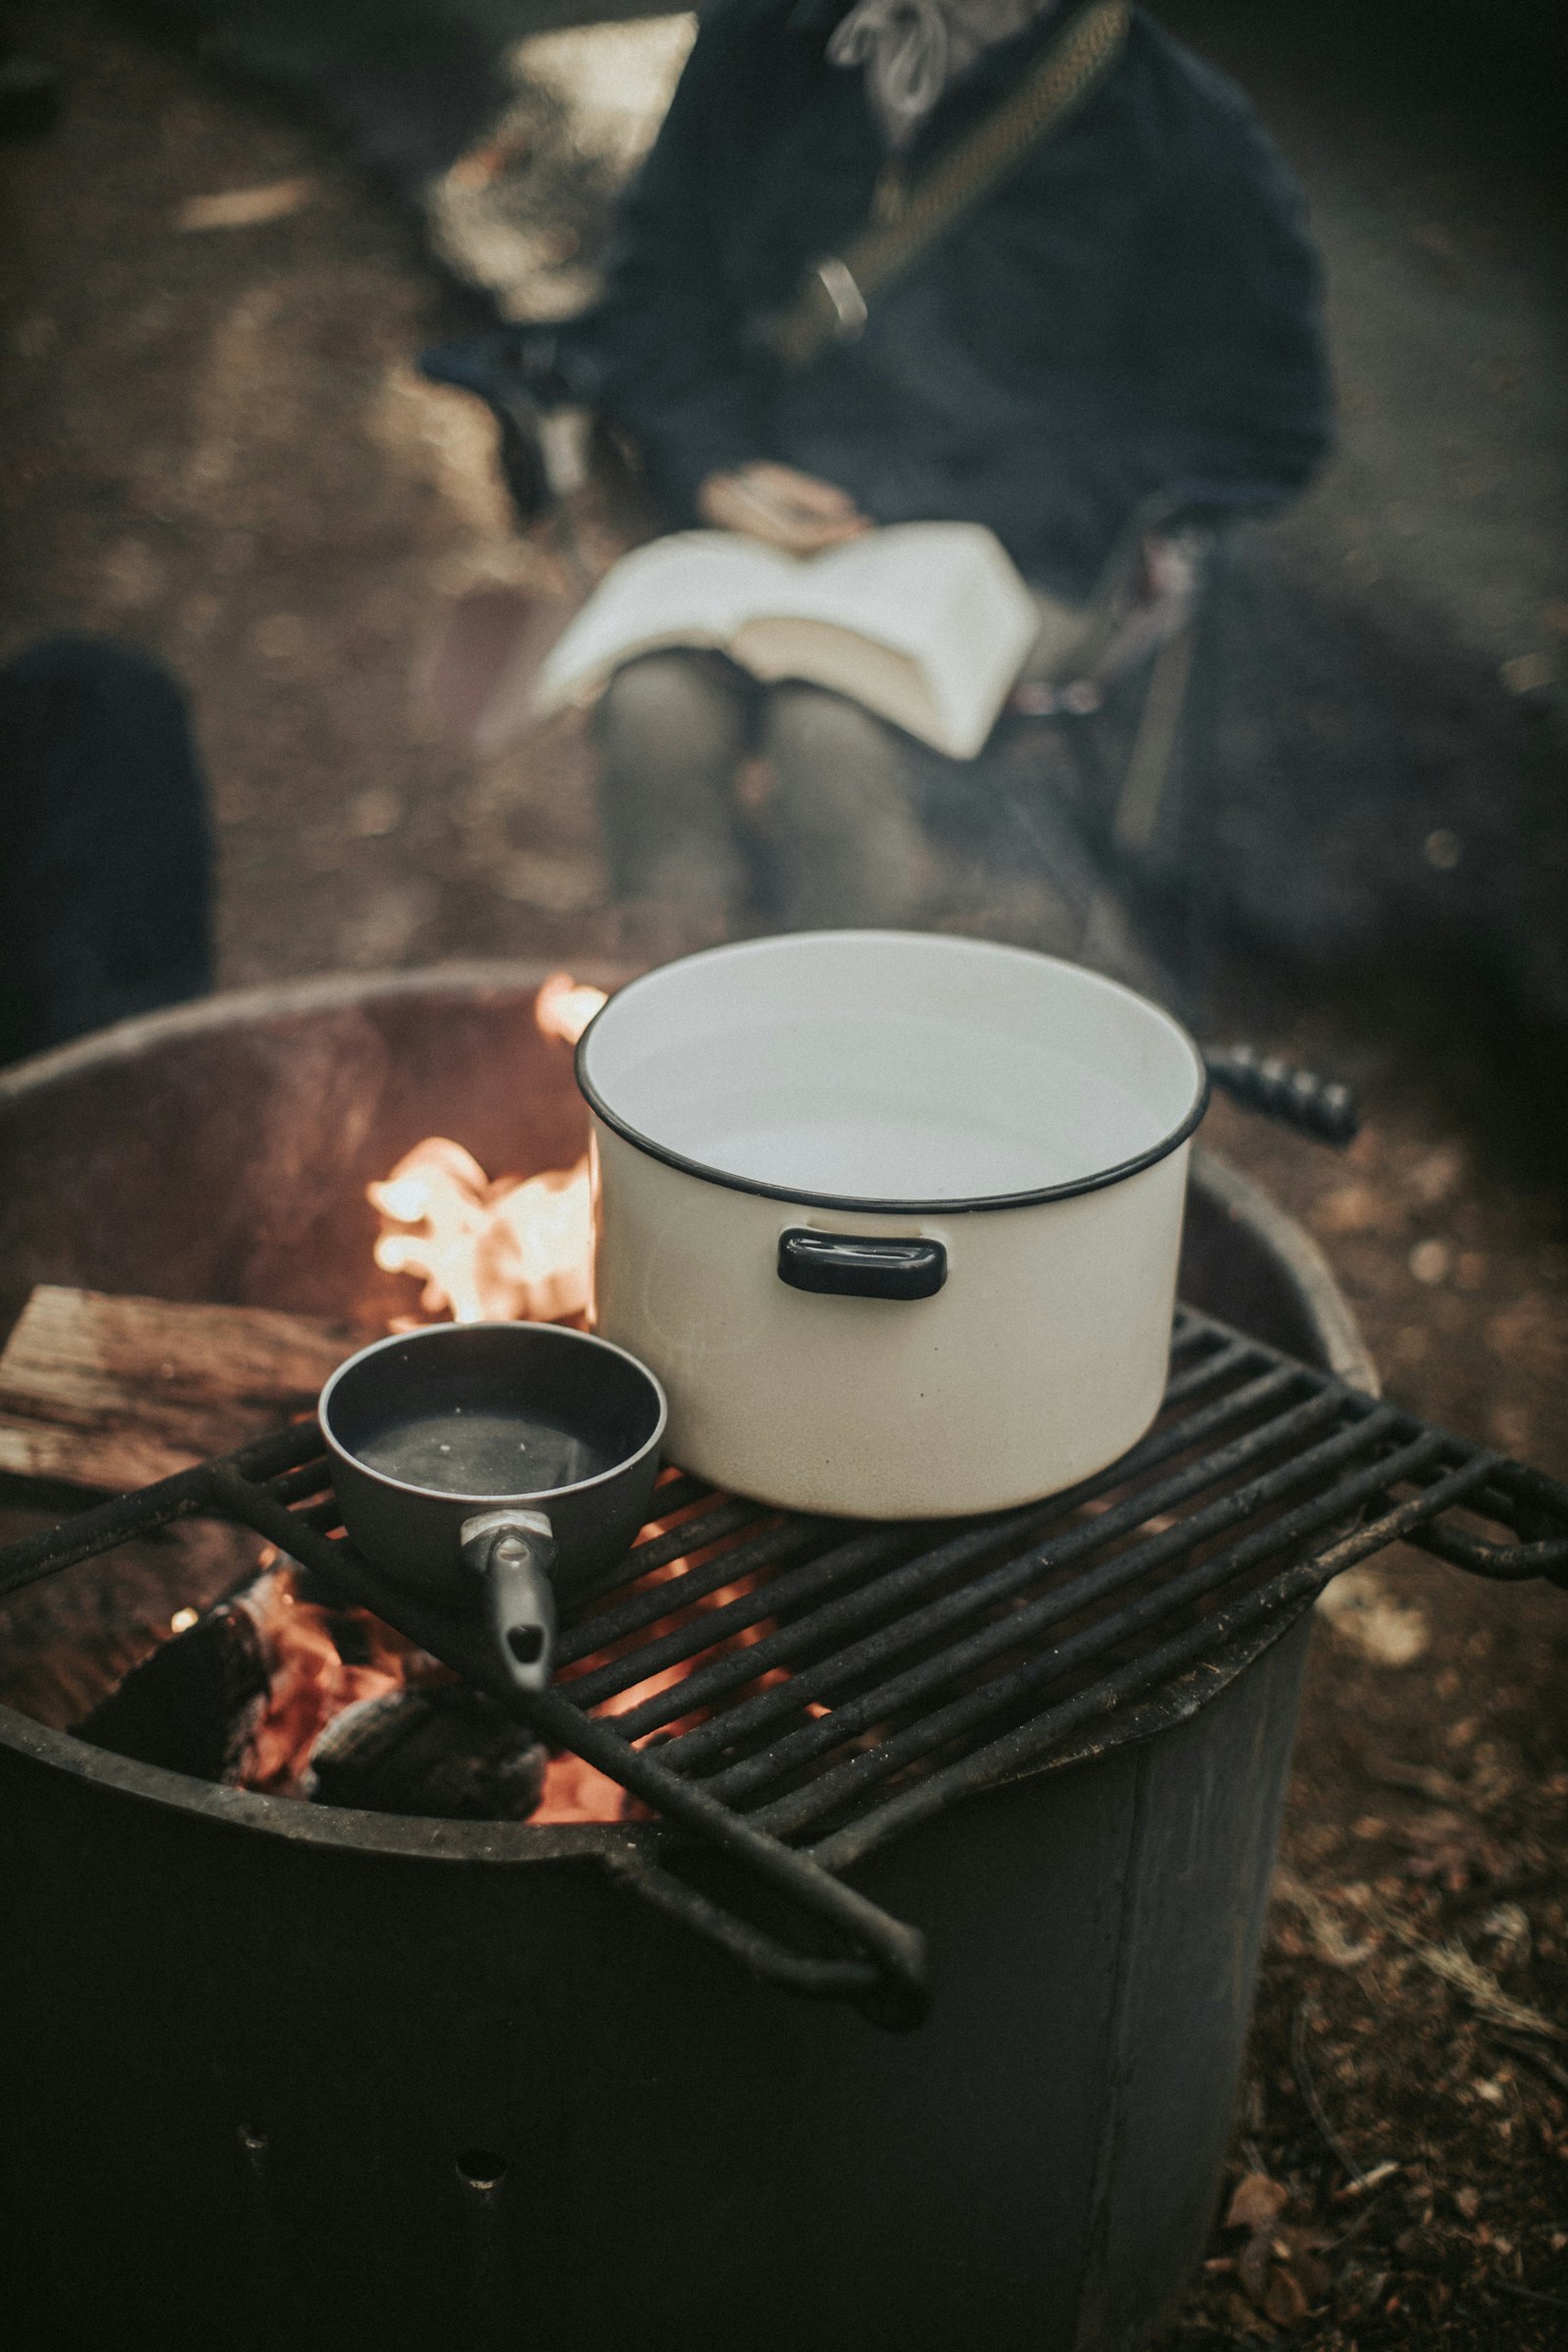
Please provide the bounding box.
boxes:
[1402,1928,1566,2041]
[1272,1868,1566,2041]
[1488,2029,1568,2098]
[1272,1866,1380,1967]
[1360,1751,1467,1804]
[1290,1990,1373,2187]
[1493,2280,1568,2315]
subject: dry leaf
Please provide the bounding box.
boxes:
[1223,2288,1276,2339]
[1262,2267,1310,2326]
[1227,2173,1291,2232]
[1315,1567,1430,1664]
[176,176,317,231]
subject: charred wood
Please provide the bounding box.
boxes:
[307,1687,547,1820]
[0,1514,265,1728]
[76,1590,270,1782]
[72,1563,548,1822]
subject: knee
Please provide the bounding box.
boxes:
[761,683,906,803]
[595,652,749,774]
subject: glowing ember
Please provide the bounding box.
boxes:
[231,1555,446,1798]
[530,1751,638,1825]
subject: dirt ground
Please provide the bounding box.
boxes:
[1,5,1565,2344]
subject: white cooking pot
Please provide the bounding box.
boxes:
[576,932,1208,1519]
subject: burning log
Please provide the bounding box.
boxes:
[76,1556,549,1819]
[0,1285,366,1491]
[67,1510,767,1827]
[307,1687,547,1819]
[75,1569,270,1783]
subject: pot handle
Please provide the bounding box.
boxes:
[778,1229,947,1300]
[461,1508,558,1694]
[1203,1046,1359,1147]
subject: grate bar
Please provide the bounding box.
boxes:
[642,1472,715,1519]
[758,1425,1452,1843]
[466,1476,741,1632]
[569,1360,1322,1727]
[621,1377,1355,1757]
[560,1519,920,1693]
[707,1403,1417,1817]
[1168,1306,1231,1360]
[554,1495,777,1656]
[605,1492,759,1582]
[267,1459,334,1507]
[0,1420,321,1602]
[809,1446,1501,1872]
[1158,1332,1267,1407]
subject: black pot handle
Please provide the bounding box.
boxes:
[778,1229,948,1300]
[1203,1046,1359,1148]
[461,1508,558,1694]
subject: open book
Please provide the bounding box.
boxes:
[533,522,1040,760]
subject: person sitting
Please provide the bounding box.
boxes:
[545,0,1332,938]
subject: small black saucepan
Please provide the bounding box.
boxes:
[319,1323,666,1691]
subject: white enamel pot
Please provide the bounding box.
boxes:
[575,932,1209,1519]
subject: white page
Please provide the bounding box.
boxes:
[779,525,1039,752]
[533,520,1038,756]
[533,531,800,710]
[736,524,1039,756]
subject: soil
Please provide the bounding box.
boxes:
[1,4,1565,2344]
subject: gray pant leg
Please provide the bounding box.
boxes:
[594,650,754,913]
[760,683,934,930]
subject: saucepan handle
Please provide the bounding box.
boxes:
[461,1508,559,1693]
[777,1229,947,1300]
[1203,1046,1360,1148]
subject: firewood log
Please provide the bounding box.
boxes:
[0,1284,367,1491]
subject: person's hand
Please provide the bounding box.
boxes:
[696,463,870,554]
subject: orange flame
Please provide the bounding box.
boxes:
[232,1558,445,1797]
[364,975,607,1326]
[369,1140,592,1325]
[534,971,608,1048]
[228,973,800,1829]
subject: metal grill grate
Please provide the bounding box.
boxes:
[3,1304,1565,2026]
[536,1304,1568,1865]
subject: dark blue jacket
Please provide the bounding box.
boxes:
[566,0,1331,599]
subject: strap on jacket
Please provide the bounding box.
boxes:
[760,0,1130,369]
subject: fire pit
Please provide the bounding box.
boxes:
[0,963,1554,2352]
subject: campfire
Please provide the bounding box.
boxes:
[3,973,788,1830]
[8,955,1562,2349]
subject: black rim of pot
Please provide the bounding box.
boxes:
[574,945,1211,1217]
